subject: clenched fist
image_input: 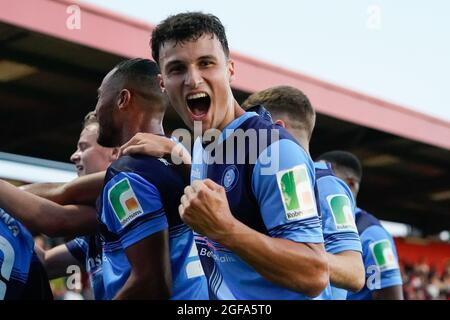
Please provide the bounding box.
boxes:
[179,179,236,242]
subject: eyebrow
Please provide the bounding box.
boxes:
[164,59,184,70]
[165,55,218,69]
[197,55,216,61]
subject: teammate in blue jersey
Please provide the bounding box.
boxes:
[35,111,117,300]
[317,151,403,300]
[136,12,329,299]
[1,208,52,300]
[242,86,364,299]
[94,58,206,299]
[0,59,207,299]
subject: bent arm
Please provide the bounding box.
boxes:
[219,220,329,298]
[43,244,82,279]
[0,179,97,237]
[327,251,365,292]
[21,182,66,204]
[120,133,192,165]
[21,171,105,206]
[113,230,172,300]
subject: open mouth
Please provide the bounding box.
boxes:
[75,165,83,172]
[186,92,211,120]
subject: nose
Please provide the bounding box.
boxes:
[70,149,81,164]
[184,66,203,88]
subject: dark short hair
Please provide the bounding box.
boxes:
[151,12,229,64]
[316,150,363,181]
[242,86,316,141]
[111,58,167,109]
[82,110,98,129]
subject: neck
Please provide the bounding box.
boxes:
[289,129,310,154]
[119,111,164,145]
[217,100,245,131]
[297,137,310,154]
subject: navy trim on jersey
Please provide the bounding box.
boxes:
[66,238,87,265]
[117,207,165,238]
[355,208,383,235]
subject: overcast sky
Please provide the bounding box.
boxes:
[82,0,450,121]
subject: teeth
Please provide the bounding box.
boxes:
[187,92,208,100]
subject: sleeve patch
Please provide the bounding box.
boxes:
[369,239,398,271]
[326,194,357,231]
[108,177,144,227]
[275,164,317,221]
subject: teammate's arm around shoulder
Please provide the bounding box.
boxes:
[120,132,192,165]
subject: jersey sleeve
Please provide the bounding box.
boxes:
[101,171,168,249]
[65,237,88,265]
[317,176,362,254]
[361,225,403,290]
[251,138,323,243]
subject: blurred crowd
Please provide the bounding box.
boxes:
[400,260,450,300]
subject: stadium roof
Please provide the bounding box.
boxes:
[1,0,449,234]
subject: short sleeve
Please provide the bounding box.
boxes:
[101,172,168,249]
[317,175,362,254]
[252,139,323,243]
[361,225,403,290]
[66,237,88,265]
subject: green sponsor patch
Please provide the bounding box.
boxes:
[370,239,398,271]
[276,164,317,220]
[108,178,143,226]
[327,194,356,230]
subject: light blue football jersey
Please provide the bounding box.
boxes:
[312,162,362,300]
[98,154,207,300]
[347,208,402,300]
[192,111,324,299]
[0,208,34,299]
[66,235,104,300]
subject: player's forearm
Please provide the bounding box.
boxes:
[44,245,83,280]
[34,245,45,263]
[0,179,97,237]
[219,220,329,297]
[0,179,58,234]
[20,182,66,203]
[326,251,365,292]
[57,171,105,205]
[23,172,105,206]
[169,140,192,165]
[114,272,171,300]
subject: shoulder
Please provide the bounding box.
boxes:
[357,210,393,244]
[242,114,300,144]
[107,154,169,176]
[106,154,184,189]
[356,209,383,234]
[316,168,347,192]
